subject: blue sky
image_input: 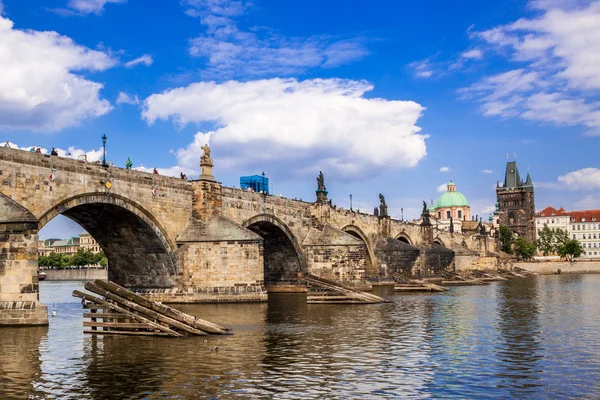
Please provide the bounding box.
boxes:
[1,0,599,239]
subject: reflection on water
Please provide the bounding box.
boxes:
[2,277,600,398]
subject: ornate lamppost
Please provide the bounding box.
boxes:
[350,194,353,211]
[401,207,404,221]
[102,134,107,168]
[261,172,266,200]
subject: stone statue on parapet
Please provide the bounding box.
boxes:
[421,200,431,226]
[315,171,328,204]
[374,207,379,217]
[201,144,213,164]
[125,157,132,170]
[317,171,326,191]
[378,193,388,217]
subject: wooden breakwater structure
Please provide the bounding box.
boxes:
[73,280,230,337]
[305,274,391,304]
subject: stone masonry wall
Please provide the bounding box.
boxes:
[177,240,264,288]
[304,244,367,282]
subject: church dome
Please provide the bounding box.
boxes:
[436,181,469,208]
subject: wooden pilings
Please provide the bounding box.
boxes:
[72,280,230,337]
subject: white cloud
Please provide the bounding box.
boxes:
[460,49,483,59]
[0,16,115,131]
[440,166,450,172]
[142,78,427,179]
[557,167,600,190]
[66,0,126,15]
[482,169,494,174]
[575,193,600,209]
[464,1,600,133]
[124,54,153,68]
[116,92,140,105]
[184,0,368,78]
[0,141,103,161]
[437,183,447,192]
[410,59,434,78]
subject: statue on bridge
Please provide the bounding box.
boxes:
[378,194,388,217]
[317,171,326,191]
[125,157,132,170]
[421,200,431,226]
[315,171,328,204]
[201,144,213,164]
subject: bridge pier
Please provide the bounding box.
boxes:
[0,222,48,326]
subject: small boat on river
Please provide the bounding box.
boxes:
[38,272,47,281]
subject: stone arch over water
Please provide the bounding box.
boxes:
[342,224,376,272]
[38,193,178,288]
[243,214,304,285]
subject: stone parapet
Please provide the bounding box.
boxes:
[0,301,48,326]
[134,284,267,303]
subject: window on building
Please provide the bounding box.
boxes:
[582,218,586,222]
[573,234,576,239]
[438,212,441,219]
[458,210,462,219]
[446,211,451,219]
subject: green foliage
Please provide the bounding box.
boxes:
[38,250,108,269]
[498,226,514,254]
[513,237,537,261]
[557,239,583,261]
[536,225,569,256]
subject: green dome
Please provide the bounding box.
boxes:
[436,181,469,208]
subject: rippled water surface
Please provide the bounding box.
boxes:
[2,275,600,399]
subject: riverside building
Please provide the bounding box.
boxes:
[536,206,600,259]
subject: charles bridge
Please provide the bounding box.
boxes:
[0,146,499,325]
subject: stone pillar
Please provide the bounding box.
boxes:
[0,222,48,326]
[379,215,391,238]
[191,180,223,221]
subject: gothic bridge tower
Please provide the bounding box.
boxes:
[496,156,535,241]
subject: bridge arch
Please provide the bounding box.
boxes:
[38,193,177,288]
[341,224,376,270]
[433,237,447,247]
[243,214,305,286]
[395,232,414,245]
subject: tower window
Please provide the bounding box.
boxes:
[446,210,451,219]
[458,210,462,219]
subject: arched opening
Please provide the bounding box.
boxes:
[342,225,375,273]
[39,194,177,289]
[243,215,303,287]
[433,238,445,247]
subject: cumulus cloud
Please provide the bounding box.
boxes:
[142,78,427,179]
[437,183,447,192]
[183,0,368,78]
[124,54,153,68]
[440,166,450,172]
[0,16,115,131]
[463,1,600,133]
[64,0,126,15]
[116,92,140,105]
[557,168,600,190]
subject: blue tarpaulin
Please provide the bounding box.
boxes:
[240,175,269,194]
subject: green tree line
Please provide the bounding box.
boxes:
[498,224,583,261]
[39,248,108,268]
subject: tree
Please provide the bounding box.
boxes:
[513,237,537,261]
[498,226,514,254]
[536,225,569,256]
[536,224,555,256]
[557,239,583,261]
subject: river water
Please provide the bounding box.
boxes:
[2,275,600,399]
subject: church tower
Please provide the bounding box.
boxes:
[496,156,536,241]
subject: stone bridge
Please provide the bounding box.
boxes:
[0,147,497,325]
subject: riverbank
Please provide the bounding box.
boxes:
[515,260,600,275]
[42,269,108,281]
